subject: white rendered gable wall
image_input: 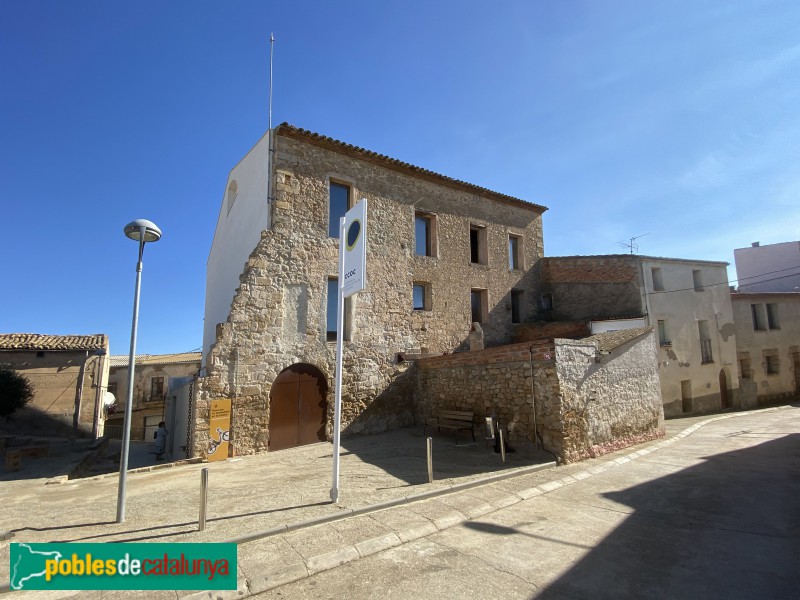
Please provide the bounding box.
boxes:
[203,132,272,366]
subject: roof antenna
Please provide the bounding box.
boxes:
[268,32,275,131]
[617,232,651,254]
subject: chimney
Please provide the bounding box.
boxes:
[751,242,760,247]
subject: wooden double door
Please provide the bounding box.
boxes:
[268,364,328,451]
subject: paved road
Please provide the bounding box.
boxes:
[255,407,800,600]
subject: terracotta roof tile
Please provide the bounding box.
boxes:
[109,352,202,368]
[0,333,108,351]
[275,123,548,213]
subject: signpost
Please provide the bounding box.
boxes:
[330,199,367,503]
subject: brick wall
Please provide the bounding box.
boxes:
[541,256,644,321]
[513,321,590,343]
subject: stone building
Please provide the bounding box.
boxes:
[198,124,547,457]
[539,255,740,417]
[0,333,110,438]
[416,327,664,464]
[105,352,201,441]
[731,292,800,407]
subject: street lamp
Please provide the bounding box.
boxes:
[116,219,162,523]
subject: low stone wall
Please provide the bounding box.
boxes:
[554,336,664,462]
[416,333,664,463]
[416,341,563,456]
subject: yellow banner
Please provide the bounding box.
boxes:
[207,398,231,462]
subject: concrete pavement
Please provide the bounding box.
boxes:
[251,404,800,600]
[1,404,797,598]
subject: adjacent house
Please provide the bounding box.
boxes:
[734,241,800,293]
[539,255,739,416]
[731,292,800,406]
[0,333,110,438]
[199,123,548,456]
[105,352,201,441]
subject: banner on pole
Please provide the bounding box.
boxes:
[341,199,367,299]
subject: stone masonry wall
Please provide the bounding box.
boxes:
[416,342,564,456]
[195,132,545,457]
[415,333,664,464]
[554,333,664,463]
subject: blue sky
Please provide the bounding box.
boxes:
[1,0,798,355]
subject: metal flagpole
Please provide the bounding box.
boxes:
[268,33,274,131]
[330,216,347,503]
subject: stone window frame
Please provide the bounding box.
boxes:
[414,210,438,258]
[326,276,352,343]
[412,281,432,311]
[470,288,488,323]
[327,175,357,239]
[469,223,488,266]
[508,232,523,271]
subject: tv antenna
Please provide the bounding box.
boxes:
[617,232,651,254]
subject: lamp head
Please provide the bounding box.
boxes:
[124,219,162,243]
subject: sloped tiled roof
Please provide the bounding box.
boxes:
[582,327,654,353]
[275,123,548,213]
[0,333,108,351]
[109,352,202,368]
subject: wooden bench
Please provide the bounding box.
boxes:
[434,409,475,442]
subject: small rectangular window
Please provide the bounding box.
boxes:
[540,293,553,311]
[329,182,350,238]
[415,213,435,257]
[692,269,704,291]
[511,290,523,323]
[326,277,351,341]
[698,320,713,364]
[657,320,670,346]
[470,225,487,265]
[470,289,488,323]
[36,351,45,358]
[651,267,664,292]
[766,354,780,375]
[739,358,752,379]
[509,235,522,270]
[766,303,780,329]
[413,282,431,311]
[150,377,164,403]
[751,304,766,331]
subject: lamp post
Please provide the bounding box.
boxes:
[116,219,162,523]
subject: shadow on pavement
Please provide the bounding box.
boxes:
[534,434,800,600]
[45,500,333,543]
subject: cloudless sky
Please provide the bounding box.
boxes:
[1,0,799,355]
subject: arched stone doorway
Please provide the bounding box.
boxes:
[719,369,729,409]
[268,364,328,451]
